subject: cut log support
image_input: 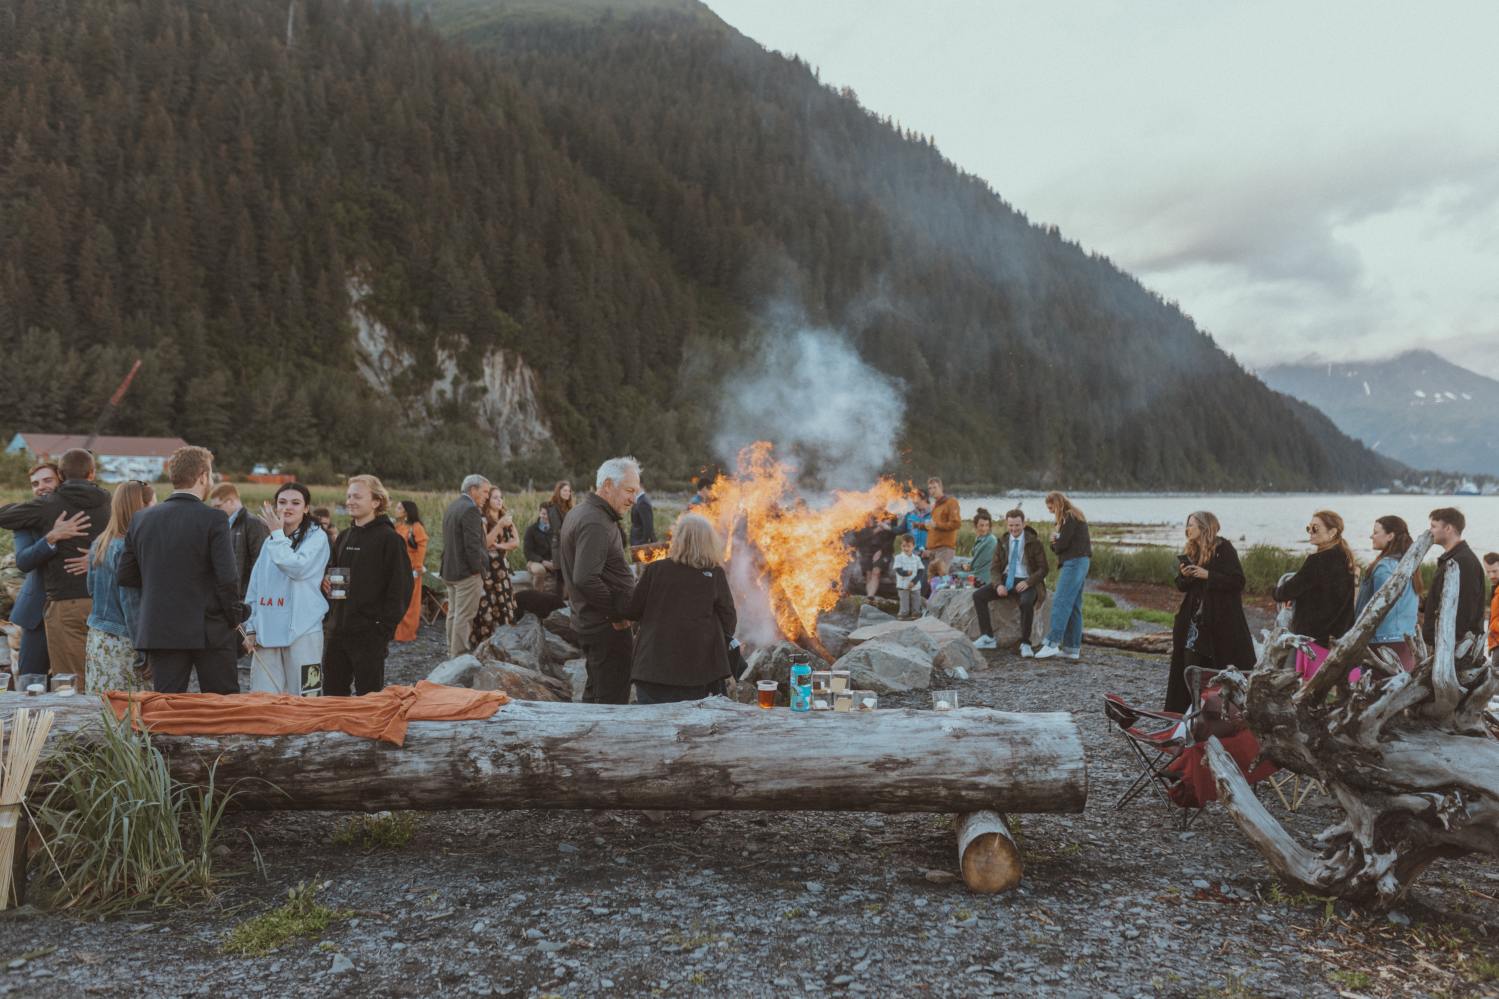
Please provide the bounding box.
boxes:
[1207,530,1499,908]
[955,810,1022,893]
[24,696,1088,816]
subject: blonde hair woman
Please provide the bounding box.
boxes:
[1165,511,1255,712]
[84,480,156,692]
[321,473,413,696]
[1035,491,1092,661]
[623,513,738,703]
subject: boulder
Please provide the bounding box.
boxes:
[544,630,581,666]
[856,602,896,628]
[542,607,578,646]
[475,614,547,674]
[816,621,852,659]
[928,585,1050,646]
[833,642,934,693]
[732,641,829,706]
[561,658,588,702]
[846,617,982,678]
[428,654,570,702]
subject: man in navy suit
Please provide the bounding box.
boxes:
[8,462,90,675]
[118,445,244,694]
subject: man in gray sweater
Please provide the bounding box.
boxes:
[440,474,491,656]
[559,457,640,703]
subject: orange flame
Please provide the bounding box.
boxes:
[694,442,912,647]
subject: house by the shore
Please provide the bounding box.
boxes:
[6,432,188,482]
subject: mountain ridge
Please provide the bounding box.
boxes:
[0,0,1399,490]
[1260,349,1499,478]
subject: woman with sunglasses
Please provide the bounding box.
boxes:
[1274,509,1357,658]
[243,482,331,695]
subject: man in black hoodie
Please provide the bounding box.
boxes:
[1424,507,1486,650]
[322,474,412,696]
[0,447,110,680]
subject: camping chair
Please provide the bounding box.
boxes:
[421,572,447,625]
[1103,667,1277,829]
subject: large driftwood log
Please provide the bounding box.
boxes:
[1206,530,1499,907]
[24,695,1087,815]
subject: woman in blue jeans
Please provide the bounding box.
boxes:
[1035,491,1091,661]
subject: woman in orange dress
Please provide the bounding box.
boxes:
[393,500,428,643]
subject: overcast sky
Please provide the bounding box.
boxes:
[707,1,1499,379]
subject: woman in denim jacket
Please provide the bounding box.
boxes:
[1356,515,1422,671]
[85,480,155,692]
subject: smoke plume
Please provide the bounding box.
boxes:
[714,321,905,489]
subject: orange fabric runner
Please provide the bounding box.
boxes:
[104,680,508,747]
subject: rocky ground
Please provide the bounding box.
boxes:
[2,616,1497,998]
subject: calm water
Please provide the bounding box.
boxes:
[961,493,1499,558]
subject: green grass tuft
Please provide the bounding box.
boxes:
[330,811,419,850]
[29,709,238,913]
[222,881,350,957]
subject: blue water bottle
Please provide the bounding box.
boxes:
[789,662,812,712]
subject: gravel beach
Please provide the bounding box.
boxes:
[2,621,1495,998]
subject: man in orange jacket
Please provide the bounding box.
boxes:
[922,477,962,569]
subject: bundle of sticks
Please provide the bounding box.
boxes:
[0,707,53,908]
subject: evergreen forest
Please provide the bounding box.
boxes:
[0,0,1397,489]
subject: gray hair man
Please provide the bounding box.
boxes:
[559,456,642,703]
[440,474,492,656]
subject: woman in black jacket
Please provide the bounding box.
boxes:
[1274,509,1357,648]
[624,513,738,704]
[1166,511,1256,712]
[1035,492,1092,660]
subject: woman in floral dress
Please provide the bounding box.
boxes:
[471,487,520,644]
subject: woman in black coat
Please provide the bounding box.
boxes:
[1273,509,1357,647]
[624,513,738,704]
[1166,511,1257,713]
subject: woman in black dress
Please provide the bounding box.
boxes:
[471,487,520,645]
[1274,508,1357,649]
[624,513,738,704]
[1166,511,1256,712]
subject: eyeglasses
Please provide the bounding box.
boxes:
[1305,524,1320,534]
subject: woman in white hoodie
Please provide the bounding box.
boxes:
[243,482,331,695]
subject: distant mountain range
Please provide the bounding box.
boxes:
[1260,350,1499,478]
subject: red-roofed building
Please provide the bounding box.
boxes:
[6,432,189,482]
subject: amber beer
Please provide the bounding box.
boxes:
[756,680,778,709]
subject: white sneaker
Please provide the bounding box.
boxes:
[973,635,998,650]
[1033,643,1061,660]
[1020,643,1035,658]
[1064,649,1082,661]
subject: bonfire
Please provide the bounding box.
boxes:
[638,442,911,656]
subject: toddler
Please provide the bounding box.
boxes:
[891,534,925,619]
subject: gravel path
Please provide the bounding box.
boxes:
[3,624,1496,998]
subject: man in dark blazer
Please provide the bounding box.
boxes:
[630,489,657,547]
[440,474,491,657]
[118,445,244,694]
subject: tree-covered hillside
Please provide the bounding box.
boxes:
[0,0,1397,488]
